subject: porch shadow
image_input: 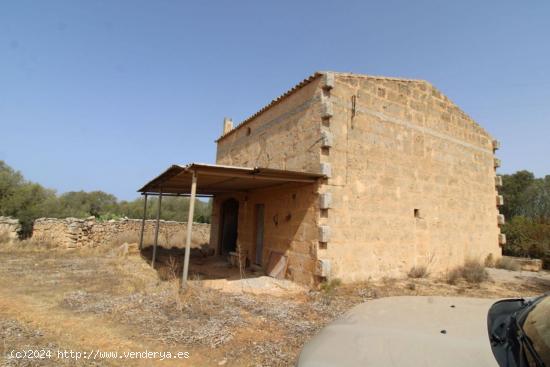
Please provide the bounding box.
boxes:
[140,245,265,281]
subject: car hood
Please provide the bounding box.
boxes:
[297,296,498,367]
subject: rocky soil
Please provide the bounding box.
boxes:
[1,245,548,366]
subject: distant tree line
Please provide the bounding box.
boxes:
[0,161,211,237]
[500,170,550,263]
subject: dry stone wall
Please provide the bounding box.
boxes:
[32,217,210,249]
[0,217,21,242]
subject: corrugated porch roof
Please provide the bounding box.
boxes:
[138,163,324,196]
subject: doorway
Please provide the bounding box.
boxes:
[254,204,265,265]
[219,198,239,255]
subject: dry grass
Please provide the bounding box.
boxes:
[0,230,11,244]
[446,268,461,285]
[319,278,342,304]
[108,230,206,250]
[0,248,548,366]
[107,230,151,248]
[408,265,430,278]
[446,260,489,285]
[319,278,342,293]
[484,253,496,268]
[1,236,58,252]
[462,260,489,283]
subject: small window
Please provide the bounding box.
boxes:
[414,209,421,218]
[246,127,251,136]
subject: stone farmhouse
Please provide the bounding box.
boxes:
[139,71,504,286]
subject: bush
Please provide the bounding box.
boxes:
[461,260,489,283]
[320,278,342,293]
[446,260,489,285]
[502,217,550,260]
[446,268,461,285]
[408,265,429,279]
[498,172,550,268]
[484,253,495,267]
[495,257,520,271]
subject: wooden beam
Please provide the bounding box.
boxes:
[141,192,212,198]
[150,171,318,184]
[199,176,240,187]
[143,187,246,194]
[138,194,148,251]
[182,171,198,288]
[151,190,162,268]
[193,170,319,183]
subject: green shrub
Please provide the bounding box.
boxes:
[502,217,550,267]
[320,278,342,293]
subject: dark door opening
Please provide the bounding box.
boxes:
[219,198,239,255]
[254,204,265,265]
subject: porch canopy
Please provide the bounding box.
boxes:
[136,163,324,288]
[138,163,324,196]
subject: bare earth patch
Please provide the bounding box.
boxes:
[0,246,549,366]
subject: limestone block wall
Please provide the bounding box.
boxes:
[318,73,502,282]
[32,217,210,249]
[212,71,502,285]
[216,76,324,174]
[210,182,320,286]
[0,216,21,242]
[213,75,332,286]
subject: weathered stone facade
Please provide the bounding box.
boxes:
[211,71,503,286]
[322,73,502,282]
[32,217,210,249]
[211,184,320,285]
[212,77,325,284]
[0,217,21,242]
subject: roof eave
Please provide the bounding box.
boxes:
[215,72,324,142]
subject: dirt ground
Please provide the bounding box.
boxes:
[1,245,549,367]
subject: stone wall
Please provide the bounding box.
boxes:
[213,76,326,286]
[0,217,21,242]
[216,76,324,173]
[213,71,502,286]
[502,256,543,272]
[32,217,210,249]
[211,183,320,286]
[320,73,502,282]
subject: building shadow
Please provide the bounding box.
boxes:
[140,245,265,281]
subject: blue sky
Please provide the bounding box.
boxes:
[1,1,549,200]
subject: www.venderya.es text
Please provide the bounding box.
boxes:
[7,349,190,361]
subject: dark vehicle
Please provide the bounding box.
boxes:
[488,293,550,366]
